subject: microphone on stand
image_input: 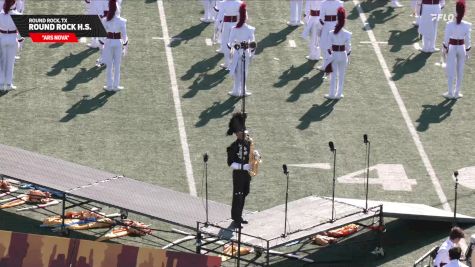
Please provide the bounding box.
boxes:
[329,141,335,152]
[328,141,337,222]
[282,164,290,237]
[203,152,209,225]
[363,134,370,213]
[453,171,459,226]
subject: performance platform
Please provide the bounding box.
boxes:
[198,196,382,249]
[0,143,243,229]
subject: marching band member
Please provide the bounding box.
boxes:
[418,0,445,53]
[324,7,351,100]
[16,0,25,13]
[288,0,304,26]
[102,0,128,91]
[302,0,322,61]
[217,0,242,68]
[213,0,224,48]
[412,0,420,27]
[226,112,251,225]
[434,227,465,267]
[85,0,109,48]
[442,0,471,99]
[201,0,217,23]
[0,0,22,91]
[319,0,343,70]
[227,2,255,97]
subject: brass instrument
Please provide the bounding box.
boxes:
[246,131,261,177]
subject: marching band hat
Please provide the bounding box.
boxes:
[226,112,246,136]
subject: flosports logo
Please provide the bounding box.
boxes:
[431,13,455,22]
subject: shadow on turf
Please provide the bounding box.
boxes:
[184,69,228,98]
[274,61,317,89]
[63,66,106,92]
[169,22,209,48]
[416,99,457,132]
[60,92,116,122]
[181,53,223,81]
[287,71,325,102]
[391,52,431,81]
[388,27,419,52]
[47,48,98,76]
[347,0,398,29]
[255,26,298,55]
[270,220,454,267]
[195,97,239,127]
[297,99,337,130]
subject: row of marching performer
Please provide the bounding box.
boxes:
[84,0,128,92]
[301,0,351,100]
[0,0,25,91]
[203,0,256,97]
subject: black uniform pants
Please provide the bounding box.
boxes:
[231,170,251,221]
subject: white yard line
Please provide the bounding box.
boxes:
[288,39,297,48]
[353,0,451,211]
[205,38,213,46]
[359,41,388,44]
[156,0,197,196]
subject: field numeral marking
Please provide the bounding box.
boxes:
[338,164,417,191]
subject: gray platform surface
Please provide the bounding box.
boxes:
[335,198,475,224]
[200,196,380,249]
[0,143,238,229]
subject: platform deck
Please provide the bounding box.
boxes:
[200,196,380,249]
[335,198,475,224]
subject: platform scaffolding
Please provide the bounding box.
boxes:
[196,196,385,266]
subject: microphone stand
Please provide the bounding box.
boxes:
[241,42,247,115]
[453,171,459,226]
[364,136,370,213]
[330,142,337,222]
[282,165,290,237]
[204,153,209,226]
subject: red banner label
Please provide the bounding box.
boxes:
[29,32,78,43]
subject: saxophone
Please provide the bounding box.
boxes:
[246,132,262,177]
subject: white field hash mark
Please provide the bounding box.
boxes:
[288,39,297,48]
[353,0,451,211]
[157,0,197,196]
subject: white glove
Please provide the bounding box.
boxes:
[466,49,471,60]
[231,163,250,170]
[231,162,240,170]
[122,44,128,57]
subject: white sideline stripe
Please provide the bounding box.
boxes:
[156,0,197,196]
[353,0,451,211]
[288,39,297,48]
[413,42,422,51]
[205,38,213,46]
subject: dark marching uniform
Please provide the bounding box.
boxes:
[227,139,251,223]
[226,111,250,224]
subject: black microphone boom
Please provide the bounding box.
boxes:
[329,141,335,152]
[364,134,368,144]
[283,164,288,174]
[203,152,209,163]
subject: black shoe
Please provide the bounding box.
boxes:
[240,218,248,224]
